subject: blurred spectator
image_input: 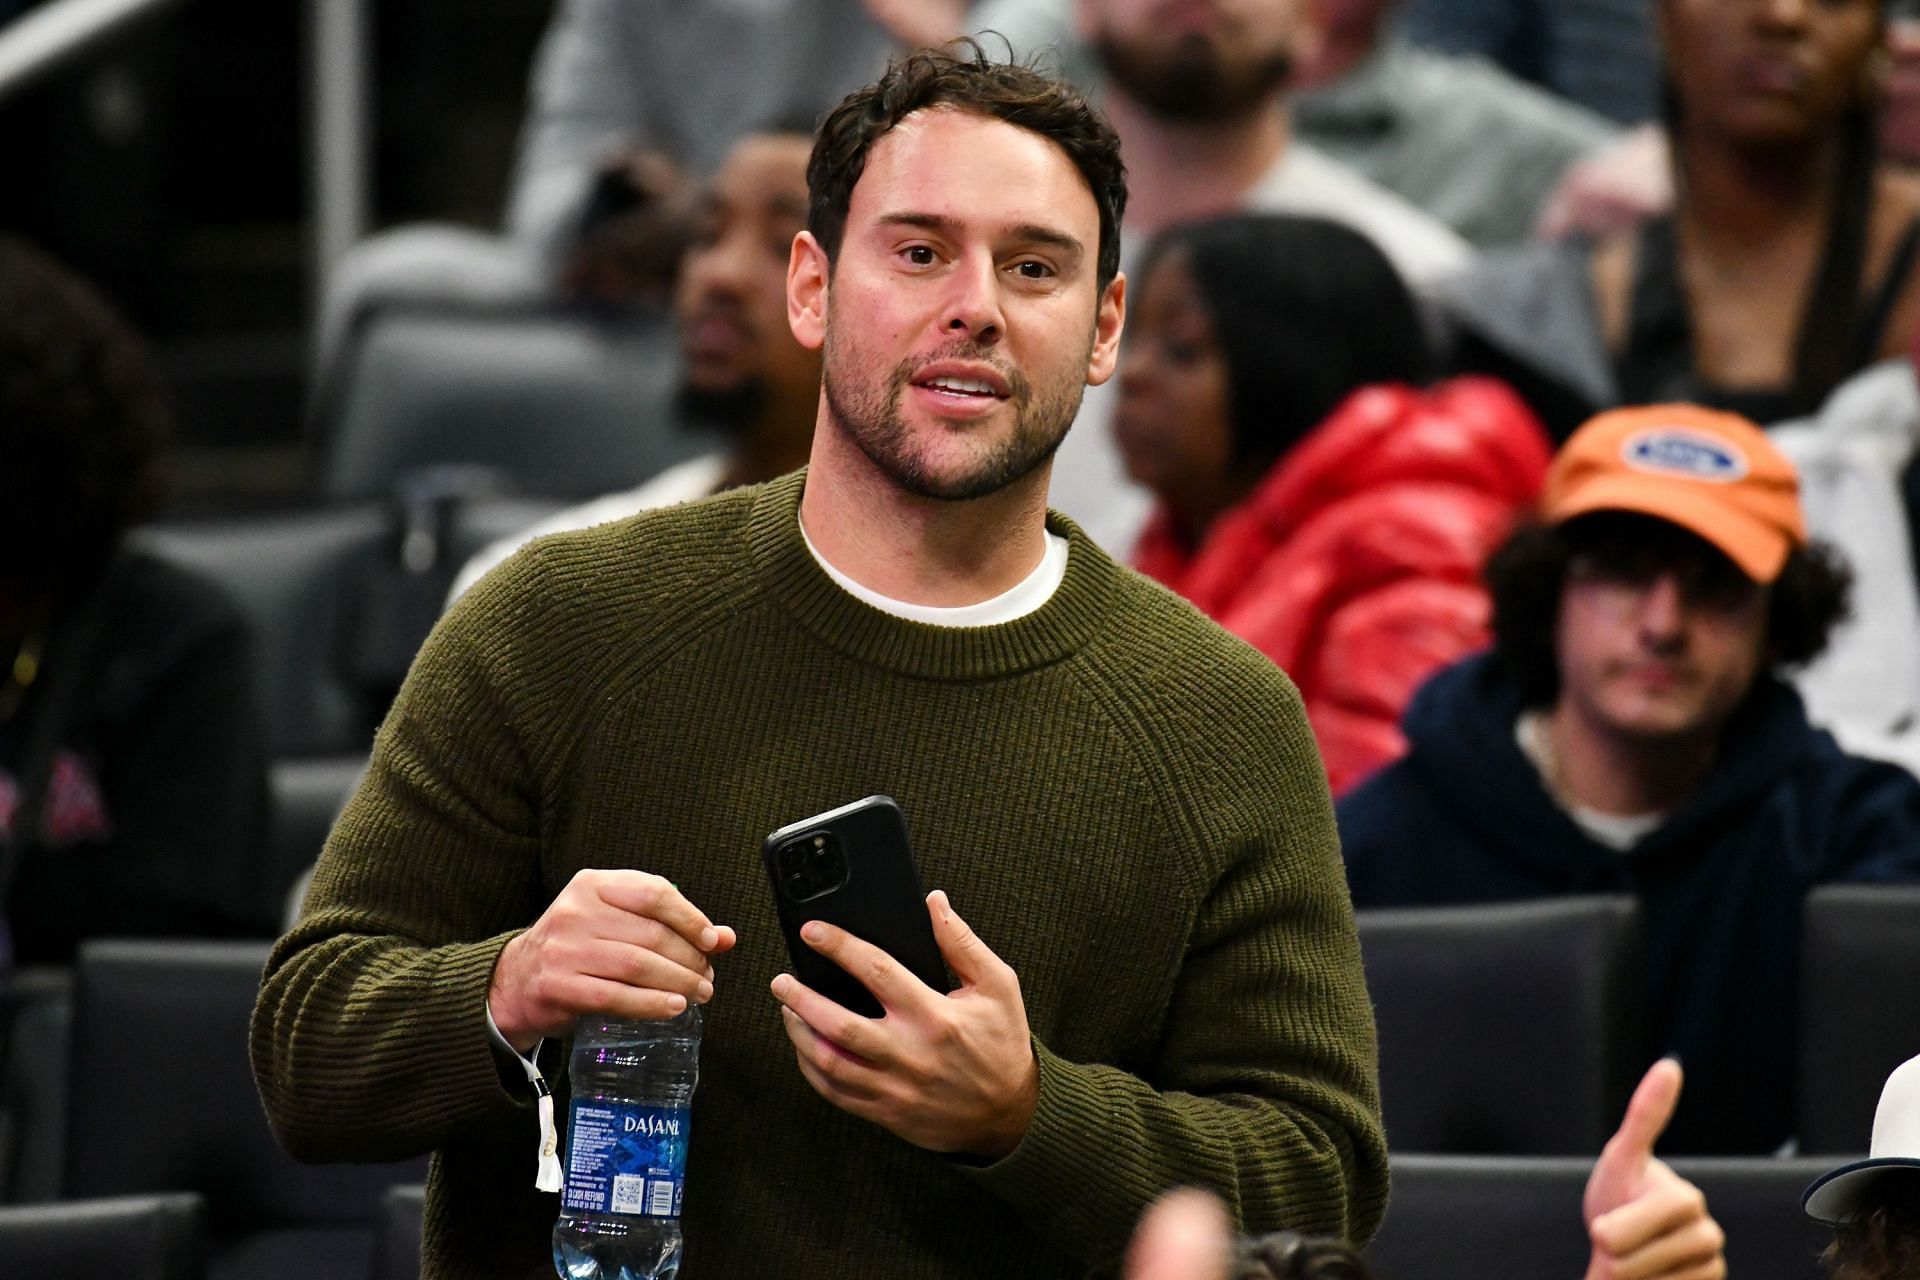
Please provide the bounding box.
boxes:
[1018,0,1474,553]
[1293,0,1619,249]
[1443,0,1920,440]
[1114,215,1549,792]
[0,236,270,967]
[1770,349,1920,776]
[318,0,970,373]
[971,0,1617,249]
[1123,1059,1727,1280]
[1339,404,1920,1153]
[1803,1053,1920,1278]
[1399,0,1660,124]
[448,130,820,602]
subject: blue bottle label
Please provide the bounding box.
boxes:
[560,1100,689,1219]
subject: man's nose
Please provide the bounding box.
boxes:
[941,253,1004,342]
[687,233,754,294]
[1636,572,1689,642]
[1755,0,1811,34]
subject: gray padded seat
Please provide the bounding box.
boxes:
[1798,883,1920,1152]
[0,967,73,1203]
[133,507,392,757]
[267,755,367,912]
[371,1184,427,1280]
[1369,1155,1837,1280]
[0,1192,206,1279]
[317,304,715,502]
[65,940,428,1280]
[1358,896,1643,1154]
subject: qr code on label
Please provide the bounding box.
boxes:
[611,1175,648,1214]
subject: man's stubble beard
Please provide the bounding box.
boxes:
[820,328,1091,503]
[1094,31,1293,122]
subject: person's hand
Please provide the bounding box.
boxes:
[1536,124,1673,243]
[1583,1059,1727,1280]
[1125,1189,1234,1280]
[861,0,971,49]
[489,869,737,1052]
[770,889,1038,1159]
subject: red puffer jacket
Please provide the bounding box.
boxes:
[1133,377,1552,794]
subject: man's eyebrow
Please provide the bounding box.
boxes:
[876,212,1086,259]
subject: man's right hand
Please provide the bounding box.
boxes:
[1583,1058,1727,1280]
[489,869,737,1052]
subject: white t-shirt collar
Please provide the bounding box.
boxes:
[799,516,1070,628]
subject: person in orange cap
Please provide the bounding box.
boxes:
[1338,403,1920,1154]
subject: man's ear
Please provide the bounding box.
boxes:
[789,230,829,352]
[1085,272,1127,387]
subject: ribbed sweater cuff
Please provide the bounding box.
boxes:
[958,1038,1133,1256]
[409,931,534,1121]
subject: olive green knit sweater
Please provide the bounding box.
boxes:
[250,472,1386,1279]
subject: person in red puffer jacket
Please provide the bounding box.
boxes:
[1116,214,1552,792]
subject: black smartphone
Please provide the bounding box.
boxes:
[762,795,952,1017]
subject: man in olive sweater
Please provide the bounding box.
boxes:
[251,47,1386,1279]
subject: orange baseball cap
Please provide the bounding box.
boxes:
[1541,404,1806,583]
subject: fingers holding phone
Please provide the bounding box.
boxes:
[489,868,737,1052]
[771,890,1039,1161]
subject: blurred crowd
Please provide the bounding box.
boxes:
[3,0,1920,1275]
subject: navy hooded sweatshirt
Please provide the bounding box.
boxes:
[1338,654,1920,1153]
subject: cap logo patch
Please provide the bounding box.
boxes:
[1621,429,1749,483]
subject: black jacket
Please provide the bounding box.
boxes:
[1,552,271,965]
[1338,654,1920,1152]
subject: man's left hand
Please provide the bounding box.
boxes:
[771,889,1038,1160]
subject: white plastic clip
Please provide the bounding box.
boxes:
[532,1076,564,1193]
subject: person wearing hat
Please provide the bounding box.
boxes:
[1338,404,1920,1154]
[1805,1054,1920,1280]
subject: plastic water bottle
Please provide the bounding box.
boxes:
[552,1005,702,1280]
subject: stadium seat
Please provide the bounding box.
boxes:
[0,1192,207,1279]
[133,507,392,757]
[315,303,716,502]
[1798,882,1920,1152]
[0,966,73,1204]
[65,940,428,1280]
[1358,896,1643,1154]
[267,755,367,915]
[371,1184,426,1280]
[1369,1154,1834,1280]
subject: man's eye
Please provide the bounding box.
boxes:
[903,246,937,265]
[1012,261,1053,280]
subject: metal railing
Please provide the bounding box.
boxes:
[0,0,371,301]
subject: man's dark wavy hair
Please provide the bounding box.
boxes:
[1822,1175,1920,1280]
[1486,511,1853,707]
[0,235,169,599]
[807,39,1128,292]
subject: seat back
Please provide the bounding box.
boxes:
[1358,896,1643,1154]
[267,755,369,917]
[64,940,427,1237]
[0,966,74,1203]
[133,508,392,757]
[316,304,713,502]
[0,1192,206,1279]
[1798,883,1920,1152]
[1370,1155,1834,1280]
[371,1183,427,1280]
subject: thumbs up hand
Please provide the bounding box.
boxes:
[1582,1059,1726,1280]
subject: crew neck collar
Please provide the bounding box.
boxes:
[747,471,1116,681]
